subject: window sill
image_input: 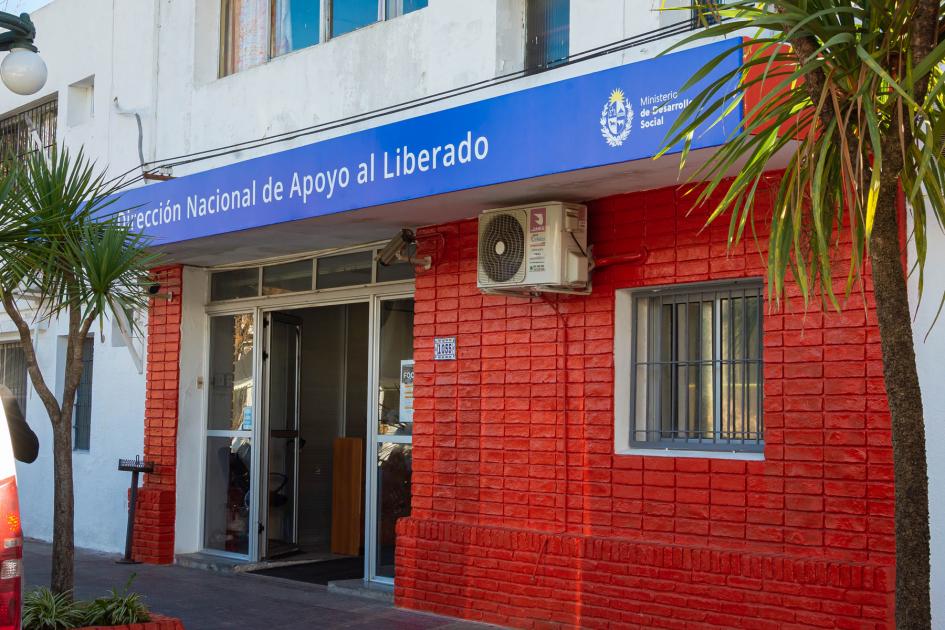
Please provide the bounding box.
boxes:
[615,446,765,461]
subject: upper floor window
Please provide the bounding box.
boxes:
[220,0,428,77]
[330,0,377,37]
[0,342,28,420]
[0,98,57,162]
[525,0,570,74]
[693,0,725,27]
[620,280,764,454]
[73,337,95,452]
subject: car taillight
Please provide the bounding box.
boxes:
[0,476,21,630]
[0,574,20,630]
[0,561,18,581]
[0,477,21,552]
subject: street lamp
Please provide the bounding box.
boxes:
[0,12,46,96]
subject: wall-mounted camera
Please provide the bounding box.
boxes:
[147,282,174,301]
[376,228,432,270]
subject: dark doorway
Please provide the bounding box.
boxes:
[261,303,369,581]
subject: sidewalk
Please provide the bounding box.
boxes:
[24,542,493,630]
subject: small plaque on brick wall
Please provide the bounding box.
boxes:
[434,337,456,361]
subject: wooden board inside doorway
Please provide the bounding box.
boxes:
[330,437,364,556]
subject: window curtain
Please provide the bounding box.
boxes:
[222,0,269,75]
[273,0,294,57]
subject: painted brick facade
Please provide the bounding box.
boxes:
[78,614,185,630]
[396,175,896,628]
[133,265,183,564]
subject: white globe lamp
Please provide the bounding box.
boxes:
[0,47,46,95]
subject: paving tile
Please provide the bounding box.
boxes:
[23,541,498,630]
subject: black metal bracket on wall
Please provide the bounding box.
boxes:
[0,12,38,52]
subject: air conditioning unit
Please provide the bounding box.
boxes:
[477,202,590,295]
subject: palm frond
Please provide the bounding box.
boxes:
[0,147,159,325]
[661,0,945,308]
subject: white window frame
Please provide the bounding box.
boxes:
[614,280,765,460]
[219,0,428,77]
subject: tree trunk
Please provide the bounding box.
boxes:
[870,179,931,629]
[48,298,92,597]
[0,291,93,597]
[49,410,75,596]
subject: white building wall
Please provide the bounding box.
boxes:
[1,0,737,555]
[4,0,153,553]
[910,216,945,626]
[6,311,146,553]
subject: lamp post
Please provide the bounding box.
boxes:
[0,12,46,95]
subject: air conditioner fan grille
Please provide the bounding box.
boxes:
[479,212,526,284]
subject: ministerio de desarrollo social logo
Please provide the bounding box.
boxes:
[600,88,634,148]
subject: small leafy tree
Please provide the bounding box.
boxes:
[0,148,157,595]
[661,1,943,626]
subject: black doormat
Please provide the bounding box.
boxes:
[248,557,364,585]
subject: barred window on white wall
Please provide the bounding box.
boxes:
[73,337,94,452]
[0,342,28,418]
[0,98,57,162]
[525,0,570,73]
[629,281,764,452]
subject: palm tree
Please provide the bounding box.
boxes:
[0,148,158,595]
[660,1,942,626]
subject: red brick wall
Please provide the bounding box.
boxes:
[396,176,896,628]
[78,614,185,630]
[133,265,183,564]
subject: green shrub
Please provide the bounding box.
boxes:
[22,577,150,629]
[22,588,85,630]
[79,586,150,627]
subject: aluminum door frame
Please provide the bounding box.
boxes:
[198,309,260,562]
[259,312,303,559]
[365,291,415,584]
[203,280,414,566]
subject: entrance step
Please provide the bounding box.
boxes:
[326,578,393,604]
[175,552,243,573]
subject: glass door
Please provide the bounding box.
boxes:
[261,312,302,559]
[203,313,257,558]
[368,297,414,582]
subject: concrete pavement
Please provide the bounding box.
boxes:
[24,541,494,630]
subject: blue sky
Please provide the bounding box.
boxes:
[1,0,52,14]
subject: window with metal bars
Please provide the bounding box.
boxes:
[0,342,28,419]
[629,280,763,452]
[692,0,725,27]
[0,98,57,162]
[525,0,570,74]
[73,337,94,452]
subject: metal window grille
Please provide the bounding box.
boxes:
[0,342,28,418]
[525,0,570,74]
[630,281,764,452]
[73,337,95,451]
[692,1,725,28]
[0,99,57,162]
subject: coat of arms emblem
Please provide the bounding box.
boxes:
[600,88,634,147]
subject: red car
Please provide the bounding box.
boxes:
[0,386,38,630]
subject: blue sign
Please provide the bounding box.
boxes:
[115,41,742,245]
